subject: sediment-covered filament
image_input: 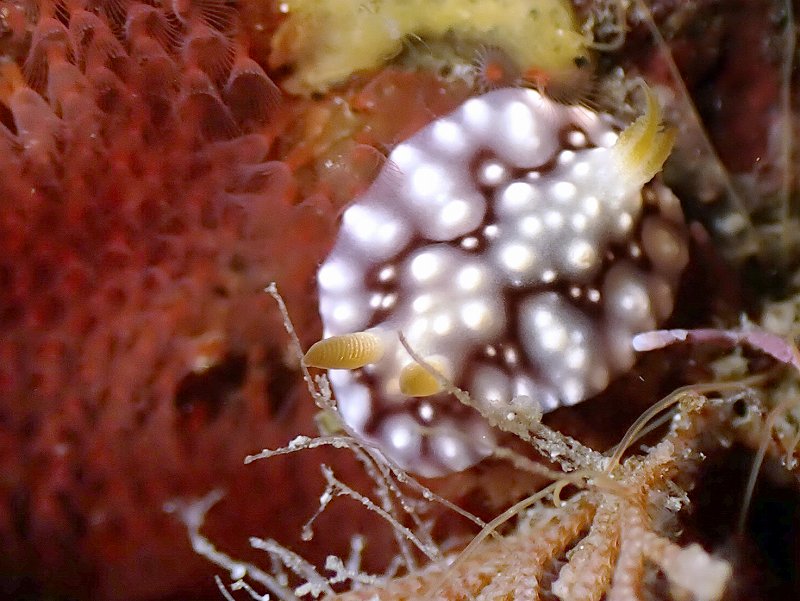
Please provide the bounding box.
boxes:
[316,87,689,477]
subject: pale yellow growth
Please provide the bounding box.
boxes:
[304,331,384,369]
[399,357,448,397]
[612,85,677,187]
[270,0,589,93]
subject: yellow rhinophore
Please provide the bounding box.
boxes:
[612,85,677,188]
[270,0,589,94]
[399,357,448,397]
[304,331,385,369]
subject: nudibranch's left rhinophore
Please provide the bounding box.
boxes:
[311,86,688,477]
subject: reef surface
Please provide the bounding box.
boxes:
[1,0,799,600]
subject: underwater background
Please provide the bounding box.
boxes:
[2,0,800,599]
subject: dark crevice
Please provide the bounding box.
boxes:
[265,349,298,418]
[681,444,800,601]
[174,353,247,423]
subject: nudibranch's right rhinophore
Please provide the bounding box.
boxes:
[308,86,688,477]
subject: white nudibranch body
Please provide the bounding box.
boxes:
[312,87,688,477]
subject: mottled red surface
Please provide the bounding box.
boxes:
[0,2,480,599]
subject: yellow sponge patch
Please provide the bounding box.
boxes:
[271,0,589,94]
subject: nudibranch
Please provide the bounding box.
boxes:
[308,86,688,477]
